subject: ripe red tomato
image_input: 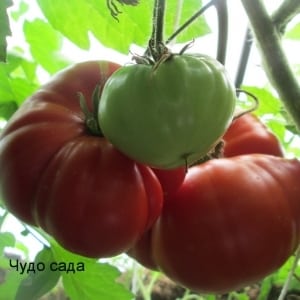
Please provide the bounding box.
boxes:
[151,167,186,197]
[223,113,283,157]
[128,114,284,270]
[152,155,300,293]
[126,167,186,269]
[0,61,163,258]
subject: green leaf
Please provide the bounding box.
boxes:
[14,248,60,300]
[164,1,211,43]
[36,0,210,53]
[10,1,29,21]
[0,63,14,102]
[0,232,15,256]
[50,241,133,300]
[4,101,19,117]
[0,266,27,300]
[242,86,282,116]
[258,275,273,300]
[0,0,13,62]
[286,22,300,39]
[24,19,70,74]
[0,55,39,114]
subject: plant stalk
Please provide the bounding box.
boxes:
[165,0,215,45]
[214,0,228,64]
[148,0,166,61]
[272,0,300,33]
[241,0,300,131]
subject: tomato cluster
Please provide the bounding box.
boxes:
[0,58,299,294]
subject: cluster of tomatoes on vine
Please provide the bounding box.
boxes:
[1,51,300,294]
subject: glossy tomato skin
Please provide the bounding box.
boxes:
[151,167,186,197]
[99,54,236,169]
[152,155,300,293]
[0,61,163,258]
[223,113,283,157]
[127,166,186,269]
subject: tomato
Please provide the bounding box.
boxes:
[151,155,300,293]
[151,167,186,197]
[127,229,157,270]
[0,61,163,258]
[98,54,236,169]
[128,113,284,269]
[223,113,283,157]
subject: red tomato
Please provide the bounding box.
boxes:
[128,113,284,269]
[0,61,163,258]
[127,167,185,269]
[151,167,186,197]
[223,113,283,157]
[152,155,300,293]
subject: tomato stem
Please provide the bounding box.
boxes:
[214,0,228,64]
[165,0,215,45]
[146,0,169,62]
[79,88,103,136]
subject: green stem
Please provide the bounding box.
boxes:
[78,87,102,136]
[23,224,50,248]
[165,0,215,45]
[278,245,300,300]
[214,0,228,64]
[154,0,165,48]
[147,0,166,61]
[272,0,300,34]
[235,27,253,88]
[241,0,300,131]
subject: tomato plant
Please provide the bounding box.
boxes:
[98,54,236,169]
[223,113,284,157]
[151,155,300,293]
[0,61,163,258]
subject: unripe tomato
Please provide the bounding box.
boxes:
[99,54,236,169]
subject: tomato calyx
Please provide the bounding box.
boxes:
[191,140,225,166]
[79,85,103,137]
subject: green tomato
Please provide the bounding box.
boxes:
[98,54,236,169]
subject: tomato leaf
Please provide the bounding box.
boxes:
[50,241,133,300]
[257,275,273,300]
[24,19,70,74]
[286,22,300,39]
[0,266,27,299]
[0,0,13,62]
[10,1,29,21]
[0,232,15,256]
[0,54,39,114]
[36,0,209,53]
[14,247,61,300]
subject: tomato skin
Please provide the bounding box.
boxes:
[223,113,283,157]
[0,61,163,258]
[127,230,157,270]
[99,54,236,169]
[127,167,186,268]
[152,155,300,293]
[151,167,186,197]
